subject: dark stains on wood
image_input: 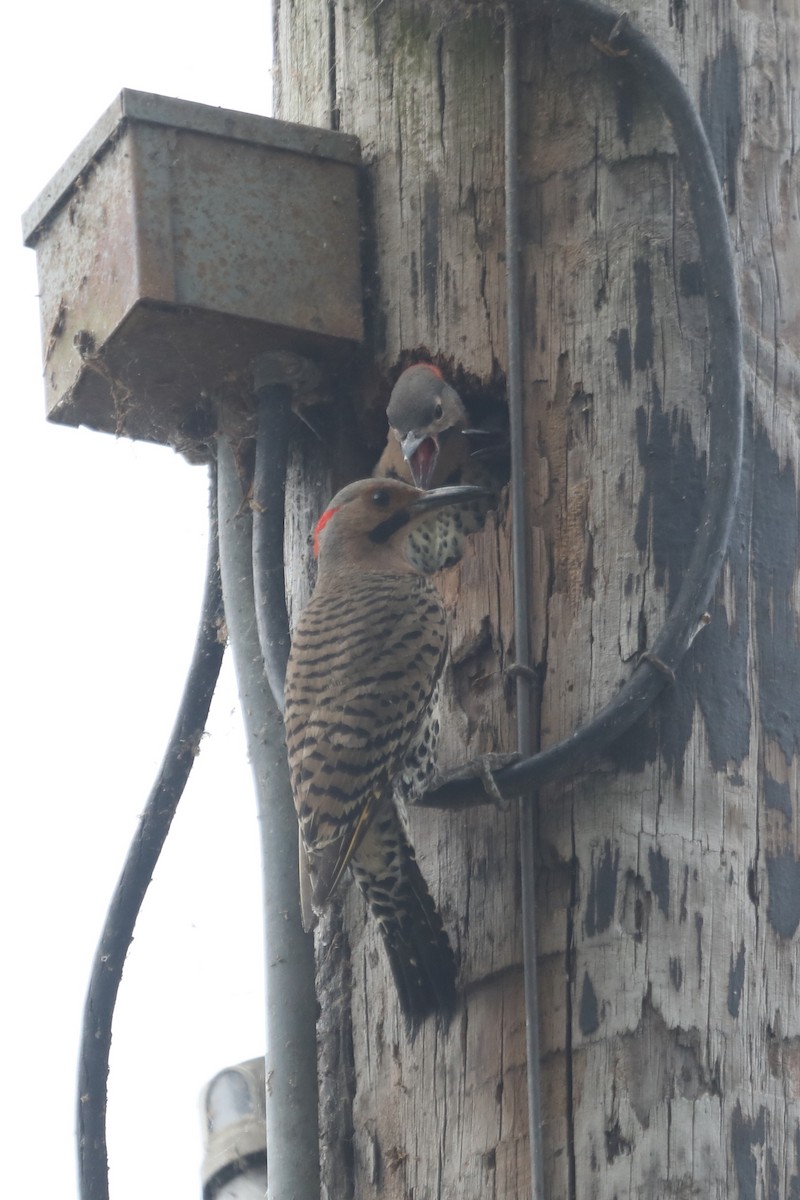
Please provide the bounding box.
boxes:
[678,260,704,297]
[647,846,670,919]
[621,870,650,943]
[767,1148,781,1200]
[700,36,742,214]
[620,992,719,1129]
[694,605,752,774]
[669,0,687,36]
[790,1129,800,1200]
[617,407,753,781]
[579,971,600,1035]
[633,258,655,372]
[585,840,619,938]
[655,670,697,788]
[727,940,746,1018]
[695,428,752,772]
[613,66,636,147]
[628,378,721,783]
[605,1119,632,1163]
[608,705,659,776]
[748,864,760,910]
[613,327,632,388]
[731,1103,766,1200]
[634,381,706,604]
[752,426,800,762]
[764,775,792,818]
[409,250,419,309]
[694,911,704,978]
[422,177,440,324]
[679,864,689,923]
[765,850,800,939]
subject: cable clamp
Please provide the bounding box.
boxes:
[591,12,630,57]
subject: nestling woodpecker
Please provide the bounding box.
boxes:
[284,477,491,1031]
[375,363,471,489]
[374,363,503,568]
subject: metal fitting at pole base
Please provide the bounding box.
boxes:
[200,1058,268,1200]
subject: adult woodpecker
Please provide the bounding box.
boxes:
[284,477,491,1031]
[374,363,502,568]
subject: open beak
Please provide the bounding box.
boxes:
[401,430,439,489]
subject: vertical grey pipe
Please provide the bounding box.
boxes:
[217,436,320,1200]
[504,5,546,1197]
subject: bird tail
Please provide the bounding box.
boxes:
[350,820,457,1034]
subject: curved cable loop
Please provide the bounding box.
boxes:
[422,0,744,810]
[77,465,226,1200]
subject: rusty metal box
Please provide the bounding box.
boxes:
[23,90,363,449]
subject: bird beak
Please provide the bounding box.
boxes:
[401,430,439,489]
[409,483,494,513]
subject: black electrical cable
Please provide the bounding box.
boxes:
[421,0,744,811]
[77,465,226,1200]
[217,434,320,1200]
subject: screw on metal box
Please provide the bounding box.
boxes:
[22,89,364,456]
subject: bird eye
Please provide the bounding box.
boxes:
[434,402,443,419]
[372,488,391,507]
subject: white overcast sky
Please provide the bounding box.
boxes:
[2,2,275,1197]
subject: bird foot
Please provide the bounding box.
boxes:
[431,753,520,812]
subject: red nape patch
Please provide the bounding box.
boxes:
[420,362,443,380]
[313,505,340,558]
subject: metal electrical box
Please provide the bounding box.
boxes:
[23,90,363,451]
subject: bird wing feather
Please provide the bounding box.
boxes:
[284,574,447,910]
[308,788,382,907]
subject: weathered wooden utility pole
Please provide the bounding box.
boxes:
[274,1,800,1196]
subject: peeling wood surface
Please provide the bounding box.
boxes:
[275,1,800,1197]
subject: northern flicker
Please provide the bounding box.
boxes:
[375,363,471,489]
[374,363,503,568]
[284,477,491,1030]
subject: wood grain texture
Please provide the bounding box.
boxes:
[274,1,800,1196]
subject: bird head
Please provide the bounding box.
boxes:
[386,364,468,489]
[312,477,492,573]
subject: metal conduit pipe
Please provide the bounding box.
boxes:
[504,5,546,1197]
[217,436,320,1200]
[423,0,744,812]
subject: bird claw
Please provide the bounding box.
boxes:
[430,753,520,812]
[476,755,514,812]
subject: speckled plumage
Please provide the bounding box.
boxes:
[284,478,488,1029]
